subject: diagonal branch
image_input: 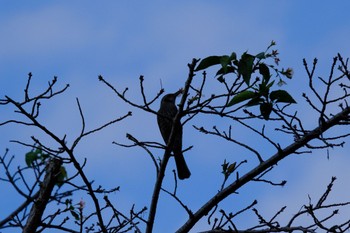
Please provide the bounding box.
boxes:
[177,106,350,233]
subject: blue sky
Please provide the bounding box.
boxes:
[1,2,350,232]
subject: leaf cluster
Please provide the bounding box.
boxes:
[25,147,67,187]
[195,41,296,120]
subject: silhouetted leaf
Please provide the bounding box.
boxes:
[220,55,231,73]
[247,97,263,106]
[255,52,265,59]
[258,83,269,98]
[217,75,225,83]
[259,63,270,83]
[260,102,273,120]
[56,166,68,187]
[270,90,296,103]
[216,66,235,76]
[195,56,222,71]
[266,80,275,89]
[70,210,80,220]
[221,159,229,174]
[229,52,237,61]
[25,151,38,167]
[227,162,236,174]
[227,91,256,107]
[238,53,255,85]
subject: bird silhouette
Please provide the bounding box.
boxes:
[157,91,191,180]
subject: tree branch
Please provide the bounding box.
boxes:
[177,106,350,233]
[146,58,199,233]
[23,158,62,233]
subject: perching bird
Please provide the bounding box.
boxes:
[157,90,191,180]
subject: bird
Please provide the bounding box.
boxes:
[157,90,191,180]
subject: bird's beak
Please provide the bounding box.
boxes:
[174,88,183,97]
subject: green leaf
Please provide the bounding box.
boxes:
[65,199,72,206]
[246,97,263,106]
[56,166,68,187]
[258,82,269,98]
[259,63,270,83]
[238,53,255,85]
[229,52,237,61]
[196,54,237,73]
[255,52,265,59]
[260,102,273,120]
[217,75,225,83]
[70,210,80,220]
[215,66,235,76]
[195,56,222,71]
[227,162,236,174]
[227,91,256,107]
[40,152,49,161]
[220,55,230,65]
[221,159,229,174]
[25,151,38,167]
[34,147,42,155]
[220,55,231,73]
[266,80,275,89]
[270,90,296,104]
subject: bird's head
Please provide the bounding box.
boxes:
[161,89,183,104]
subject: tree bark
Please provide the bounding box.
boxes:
[23,158,62,233]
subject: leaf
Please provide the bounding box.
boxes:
[220,55,230,66]
[227,91,256,107]
[34,147,42,155]
[70,210,80,220]
[266,80,275,89]
[56,166,68,187]
[255,52,265,59]
[270,90,296,104]
[215,66,235,76]
[220,55,231,73]
[227,162,236,174]
[229,52,237,61]
[217,75,225,83]
[246,97,264,106]
[221,159,229,173]
[258,83,269,98]
[238,53,255,85]
[25,151,38,167]
[65,199,72,206]
[259,63,270,83]
[260,102,273,120]
[40,152,49,161]
[195,56,222,71]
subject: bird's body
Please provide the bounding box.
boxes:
[157,91,191,180]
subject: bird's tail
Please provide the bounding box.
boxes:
[174,152,191,180]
